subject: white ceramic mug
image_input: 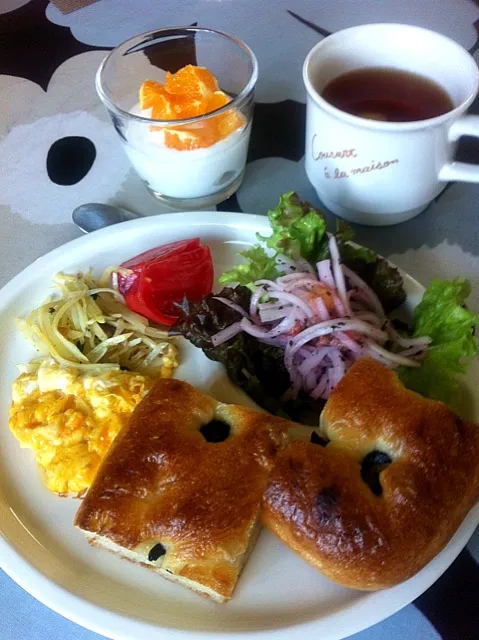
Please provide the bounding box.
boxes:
[303,23,479,226]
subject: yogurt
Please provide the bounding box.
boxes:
[124,105,251,200]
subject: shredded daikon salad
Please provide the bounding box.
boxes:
[212,237,431,401]
[16,269,178,376]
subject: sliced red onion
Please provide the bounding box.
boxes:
[257,335,287,347]
[213,297,250,319]
[336,332,363,353]
[305,368,320,392]
[276,254,299,267]
[259,307,290,323]
[317,259,335,289]
[298,345,316,356]
[285,318,388,371]
[276,266,295,275]
[329,349,346,388]
[315,296,330,321]
[354,311,383,327]
[293,318,388,347]
[366,341,421,367]
[292,288,332,319]
[289,367,303,399]
[249,287,267,324]
[275,257,298,275]
[363,346,397,368]
[298,347,331,376]
[385,321,432,348]
[277,272,313,285]
[240,314,296,340]
[329,236,351,316]
[342,265,385,318]
[253,279,284,290]
[349,345,369,361]
[287,281,341,318]
[311,373,330,400]
[295,257,316,274]
[283,277,319,292]
[396,345,428,358]
[277,256,315,275]
[211,321,243,346]
[334,296,346,317]
[267,290,315,319]
[257,300,286,310]
[214,244,430,403]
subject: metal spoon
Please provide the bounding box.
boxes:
[72,203,140,233]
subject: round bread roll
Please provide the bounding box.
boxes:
[261,358,479,590]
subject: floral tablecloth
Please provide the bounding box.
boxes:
[1,1,478,639]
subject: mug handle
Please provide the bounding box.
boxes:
[439,115,479,182]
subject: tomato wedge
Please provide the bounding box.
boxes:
[118,238,200,295]
[121,238,200,270]
[117,238,213,326]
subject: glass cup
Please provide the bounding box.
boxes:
[96,26,258,209]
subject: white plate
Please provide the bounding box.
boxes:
[1,212,478,640]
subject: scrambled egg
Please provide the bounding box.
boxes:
[9,362,155,496]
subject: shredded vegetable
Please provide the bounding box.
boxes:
[17,269,178,376]
[212,236,431,401]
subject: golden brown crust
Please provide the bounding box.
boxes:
[262,358,479,590]
[75,378,290,601]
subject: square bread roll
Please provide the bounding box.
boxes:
[75,379,291,602]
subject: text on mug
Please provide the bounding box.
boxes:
[324,158,399,180]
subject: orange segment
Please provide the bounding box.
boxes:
[151,92,191,120]
[207,90,231,112]
[164,125,219,151]
[140,67,244,149]
[150,90,180,121]
[207,90,245,138]
[150,95,207,121]
[164,65,219,100]
[141,83,215,121]
[139,80,164,110]
[215,109,245,138]
[174,96,207,119]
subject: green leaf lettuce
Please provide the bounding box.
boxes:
[220,191,327,288]
[219,191,406,311]
[258,190,327,261]
[398,278,479,409]
[219,245,278,288]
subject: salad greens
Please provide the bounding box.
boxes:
[257,191,327,262]
[218,246,278,288]
[219,190,406,312]
[174,286,320,422]
[398,278,479,409]
[178,191,478,415]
